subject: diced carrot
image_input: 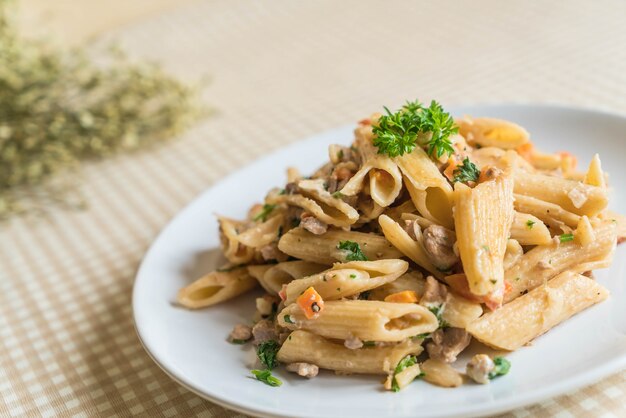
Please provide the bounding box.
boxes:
[515,142,535,161]
[384,290,418,304]
[478,166,503,184]
[296,287,324,319]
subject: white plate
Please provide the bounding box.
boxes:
[133,105,626,418]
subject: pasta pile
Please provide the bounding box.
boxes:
[177,101,625,391]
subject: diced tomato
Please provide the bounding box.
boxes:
[515,142,535,161]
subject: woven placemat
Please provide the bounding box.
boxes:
[1,1,625,416]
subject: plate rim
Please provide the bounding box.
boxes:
[132,103,626,418]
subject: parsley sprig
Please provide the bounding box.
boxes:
[453,157,480,184]
[337,240,368,261]
[372,99,457,159]
[559,233,574,243]
[428,304,450,329]
[257,341,280,370]
[391,355,424,392]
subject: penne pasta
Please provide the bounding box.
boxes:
[277,330,423,375]
[177,268,257,309]
[514,194,580,230]
[259,261,327,295]
[277,300,439,342]
[453,174,514,303]
[510,212,552,246]
[267,179,359,227]
[277,228,402,265]
[468,271,609,350]
[504,222,617,302]
[457,116,530,149]
[514,172,608,217]
[378,214,443,278]
[283,259,408,305]
[218,217,255,264]
[339,124,403,207]
[237,215,284,248]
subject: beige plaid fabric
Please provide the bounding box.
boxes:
[2,0,626,416]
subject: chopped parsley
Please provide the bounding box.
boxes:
[391,355,419,392]
[452,157,480,184]
[283,314,295,324]
[337,240,368,261]
[488,357,511,379]
[372,99,457,159]
[414,333,431,340]
[251,369,282,387]
[254,204,277,222]
[428,304,450,329]
[257,341,280,370]
[231,339,249,345]
[559,233,574,243]
[349,274,357,279]
[362,341,377,347]
[331,191,345,199]
[526,220,536,230]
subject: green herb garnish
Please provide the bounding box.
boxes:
[559,233,574,243]
[256,340,280,370]
[231,339,249,345]
[488,357,511,379]
[428,304,450,329]
[526,220,536,229]
[331,191,345,199]
[254,204,277,222]
[283,315,295,324]
[362,341,377,347]
[372,99,457,159]
[251,369,282,387]
[349,274,357,279]
[453,157,480,184]
[337,240,368,261]
[391,355,418,392]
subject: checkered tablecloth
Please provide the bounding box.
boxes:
[1,1,625,416]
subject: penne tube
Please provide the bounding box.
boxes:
[510,212,552,246]
[504,222,617,302]
[277,300,439,342]
[378,214,443,278]
[339,125,403,207]
[583,154,606,188]
[405,181,455,230]
[441,293,483,329]
[247,265,275,293]
[514,194,580,230]
[267,179,359,227]
[283,259,409,305]
[177,268,257,309]
[237,215,283,248]
[574,216,595,246]
[218,216,255,264]
[599,210,626,243]
[393,364,423,391]
[277,228,402,265]
[468,271,609,351]
[514,172,608,217]
[453,174,514,301]
[456,116,530,149]
[277,330,423,375]
[421,359,463,388]
[260,261,327,295]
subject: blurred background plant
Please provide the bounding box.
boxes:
[0,0,205,219]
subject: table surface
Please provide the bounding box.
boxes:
[2,1,626,417]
